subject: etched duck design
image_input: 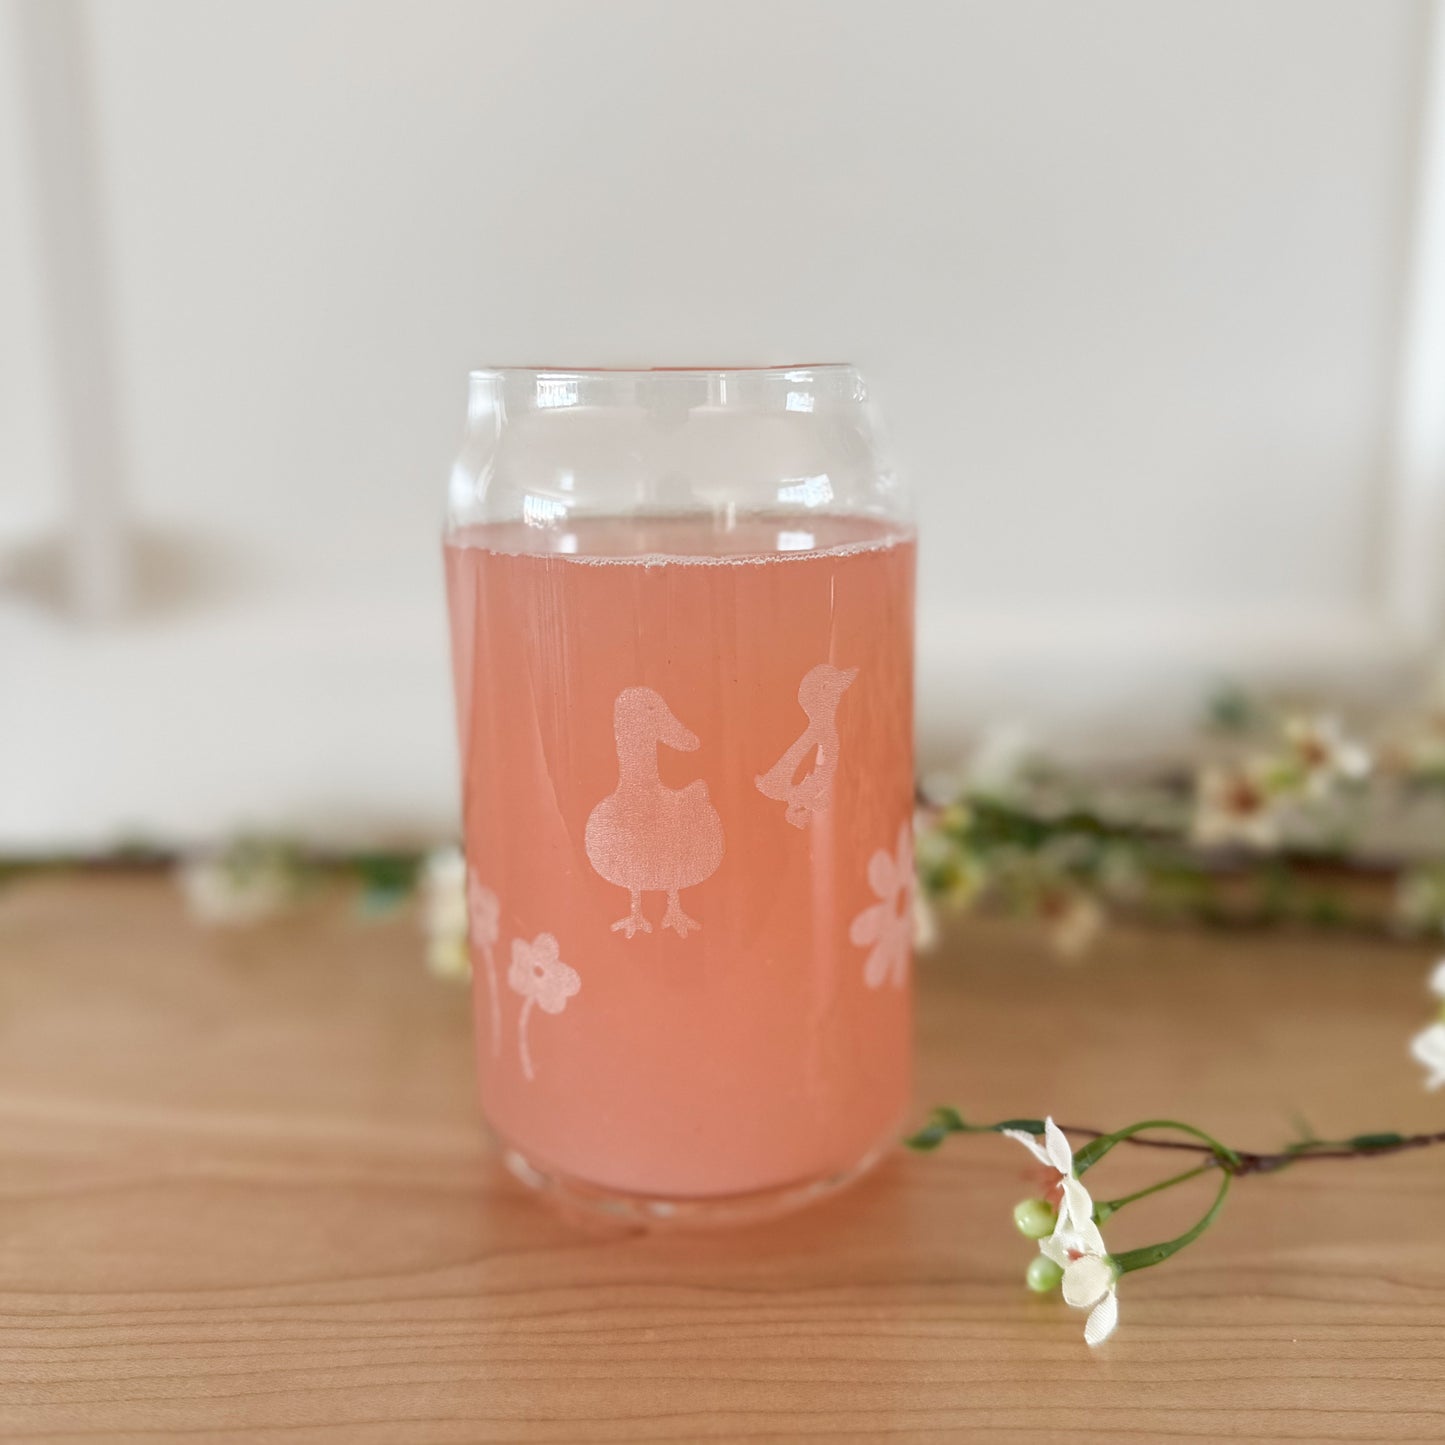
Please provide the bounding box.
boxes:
[585,687,724,938]
[755,663,858,828]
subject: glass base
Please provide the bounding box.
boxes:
[499,1131,896,1230]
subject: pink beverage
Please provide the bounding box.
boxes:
[445,512,915,1207]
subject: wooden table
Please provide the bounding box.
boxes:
[4,875,1444,1442]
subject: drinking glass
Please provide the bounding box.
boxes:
[443,365,915,1223]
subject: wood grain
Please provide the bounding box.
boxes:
[2,875,1444,1442]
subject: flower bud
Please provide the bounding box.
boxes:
[1013,1197,1057,1239]
[1026,1254,1064,1293]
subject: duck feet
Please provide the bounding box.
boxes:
[662,892,701,937]
[611,893,651,938]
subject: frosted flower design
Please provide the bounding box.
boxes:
[851,823,914,989]
[467,871,502,1055]
[508,933,580,1082]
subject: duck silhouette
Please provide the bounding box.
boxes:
[585,687,724,938]
[755,663,858,827]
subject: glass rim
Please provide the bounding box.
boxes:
[467,362,859,380]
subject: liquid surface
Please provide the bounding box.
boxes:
[445,513,915,1198]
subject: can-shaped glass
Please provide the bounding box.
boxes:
[443,365,915,1223]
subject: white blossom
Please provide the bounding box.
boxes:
[1411,1023,1445,1090]
[1409,959,1445,1089]
[1005,1116,1119,1345]
[1003,1117,1095,1235]
[1043,889,1106,961]
[177,853,295,926]
[420,846,470,979]
[1282,714,1371,796]
[1039,1217,1120,1346]
[1192,763,1278,849]
[1430,958,1445,998]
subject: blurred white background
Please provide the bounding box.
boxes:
[3,0,1444,848]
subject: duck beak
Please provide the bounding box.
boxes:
[658,706,700,752]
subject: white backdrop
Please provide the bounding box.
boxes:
[2,0,1443,847]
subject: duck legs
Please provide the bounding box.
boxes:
[661,890,700,937]
[611,889,652,938]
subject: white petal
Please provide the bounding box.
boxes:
[1062,1254,1114,1310]
[1338,743,1371,780]
[1001,1128,1053,1167]
[1083,1288,1119,1346]
[1039,1233,1072,1268]
[850,903,887,947]
[1043,1118,1074,1175]
[1430,958,1445,997]
[1411,1022,1445,1069]
[867,848,896,900]
[1411,1025,1445,1088]
[1058,1177,1095,1231]
[888,934,910,989]
[863,942,890,990]
[1068,1214,1107,1258]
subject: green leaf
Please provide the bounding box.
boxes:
[903,1106,968,1151]
[1112,1172,1232,1275]
[1071,1137,1113,1173]
[1346,1132,1405,1150]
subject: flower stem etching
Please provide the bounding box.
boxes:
[466,876,502,1057]
[483,941,501,1057]
[517,996,536,1082]
[506,933,580,1083]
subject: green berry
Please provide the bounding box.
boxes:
[1013,1197,1057,1239]
[1026,1254,1064,1293]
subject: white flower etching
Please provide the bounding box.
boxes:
[468,871,502,1056]
[851,823,914,989]
[508,933,580,1082]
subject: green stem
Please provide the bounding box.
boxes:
[1111,1172,1232,1275]
[1072,1119,1242,1175]
[1093,1163,1213,1222]
[903,1108,1047,1151]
